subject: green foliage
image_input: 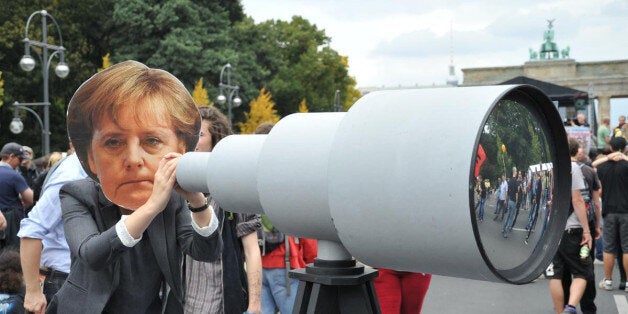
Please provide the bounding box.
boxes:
[0,71,4,107]
[479,99,554,184]
[0,1,359,154]
[233,16,358,116]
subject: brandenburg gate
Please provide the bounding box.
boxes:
[462,20,628,120]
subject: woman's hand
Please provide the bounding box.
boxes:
[145,152,180,213]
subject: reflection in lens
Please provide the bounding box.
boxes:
[473,98,554,270]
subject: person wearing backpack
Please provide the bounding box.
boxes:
[559,146,601,314]
[258,224,317,314]
[547,137,594,314]
[254,122,318,314]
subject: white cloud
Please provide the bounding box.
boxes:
[241,0,628,87]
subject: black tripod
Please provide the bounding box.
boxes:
[291,258,381,314]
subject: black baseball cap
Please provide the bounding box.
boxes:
[1,142,30,160]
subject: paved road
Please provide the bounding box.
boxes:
[423,262,628,313]
[420,193,628,313]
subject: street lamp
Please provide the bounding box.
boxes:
[11,102,46,154]
[216,63,242,125]
[333,89,342,112]
[17,10,70,155]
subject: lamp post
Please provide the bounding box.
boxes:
[333,89,342,112]
[18,10,70,156]
[11,102,46,154]
[216,63,242,126]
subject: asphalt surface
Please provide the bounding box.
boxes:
[422,262,627,313]
[420,194,628,313]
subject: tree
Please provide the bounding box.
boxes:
[0,0,119,155]
[0,1,359,152]
[107,0,239,90]
[298,99,308,112]
[237,87,280,134]
[232,16,360,116]
[0,71,4,107]
[192,77,210,106]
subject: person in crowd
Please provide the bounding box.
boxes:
[597,116,611,151]
[493,175,507,221]
[570,112,590,127]
[512,171,524,226]
[548,137,593,314]
[49,60,222,313]
[592,147,628,289]
[0,247,25,314]
[18,146,40,188]
[374,270,431,314]
[520,172,529,210]
[31,151,65,202]
[18,152,87,314]
[475,175,487,222]
[561,145,601,314]
[254,122,318,314]
[525,172,542,242]
[596,137,628,291]
[184,105,262,314]
[492,177,501,213]
[502,167,519,238]
[0,142,34,250]
[612,115,627,139]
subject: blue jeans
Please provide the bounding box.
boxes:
[261,268,299,314]
[476,197,486,220]
[43,273,66,303]
[526,200,539,229]
[503,200,517,237]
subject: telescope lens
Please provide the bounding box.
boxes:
[473,94,557,275]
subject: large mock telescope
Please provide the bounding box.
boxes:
[177,84,570,285]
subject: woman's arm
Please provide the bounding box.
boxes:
[174,196,221,262]
[60,180,127,270]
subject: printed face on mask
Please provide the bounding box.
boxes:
[88,102,186,209]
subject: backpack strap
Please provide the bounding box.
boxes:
[285,236,291,296]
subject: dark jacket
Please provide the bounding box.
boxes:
[49,178,222,313]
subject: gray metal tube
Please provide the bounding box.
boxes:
[176,152,211,194]
[257,113,345,241]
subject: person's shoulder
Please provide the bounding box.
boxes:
[0,167,21,179]
[51,154,88,182]
[580,163,594,173]
[571,161,584,175]
[60,178,97,195]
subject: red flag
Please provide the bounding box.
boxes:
[474,144,487,178]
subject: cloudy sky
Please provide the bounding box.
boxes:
[240,0,628,120]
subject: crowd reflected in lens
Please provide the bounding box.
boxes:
[472,98,554,270]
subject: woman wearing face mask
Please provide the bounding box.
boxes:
[49,60,222,314]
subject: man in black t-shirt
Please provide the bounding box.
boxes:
[597,137,628,291]
[502,167,519,238]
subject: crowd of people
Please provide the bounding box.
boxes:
[0,60,434,314]
[476,167,552,242]
[472,112,628,314]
